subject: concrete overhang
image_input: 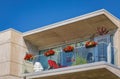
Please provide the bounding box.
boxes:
[23,62,120,79]
[23,9,119,49]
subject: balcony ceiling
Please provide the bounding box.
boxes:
[23,14,117,49]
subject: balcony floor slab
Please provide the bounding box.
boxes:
[23,62,120,79]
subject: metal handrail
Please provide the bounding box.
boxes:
[24,42,117,63]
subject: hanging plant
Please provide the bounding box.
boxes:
[44,49,55,56]
[63,46,74,52]
[85,41,97,48]
[97,26,109,35]
[24,53,34,61]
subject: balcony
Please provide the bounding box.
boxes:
[22,10,120,79]
[22,42,117,74]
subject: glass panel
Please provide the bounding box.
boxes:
[97,43,107,61]
[60,51,75,66]
[35,55,48,70]
[94,34,110,62]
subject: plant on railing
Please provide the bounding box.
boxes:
[24,53,34,61]
[97,26,109,35]
[85,41,97,48]
[72,55,87,66]
[44,49,55,56]
[63,46,74,52]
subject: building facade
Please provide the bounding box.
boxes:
[0,9,120,79]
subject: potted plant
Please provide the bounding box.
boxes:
[85,41,97,48]
[24,53,34,61]
[44,49,55,56]
[63,46,74,52]
[23,53,34,73]
[72,55,87,66]
[97,26,109,35]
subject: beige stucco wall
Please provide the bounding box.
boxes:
[10,30,26,78]
[0,29,39,79]
[113,29,120,66]
[0,30,11,78]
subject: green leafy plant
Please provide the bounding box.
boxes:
[72,55,87,66]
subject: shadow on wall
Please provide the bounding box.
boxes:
[24,40,39,55]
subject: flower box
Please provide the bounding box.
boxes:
[44,49,55,56]
[85,41,97,48]
[63,46,74,52]
[23,61,34,73]
[24,53,34,61]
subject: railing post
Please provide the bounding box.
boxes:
[107,43,111,63]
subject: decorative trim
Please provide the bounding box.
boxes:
[23,62,120,78]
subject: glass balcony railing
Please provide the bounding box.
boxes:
[22,42,117,74]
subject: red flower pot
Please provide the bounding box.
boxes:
[44,49,55,56]
[63,46,74,52]
[85,41,97,48]
[24,53,33,61]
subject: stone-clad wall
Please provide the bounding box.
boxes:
[0,29,39,79]
[10,30,27,79]
[0,30,11,78]
[113,28,120,66]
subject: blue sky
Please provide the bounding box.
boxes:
[0,0,120,32]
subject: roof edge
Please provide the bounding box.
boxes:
[0,28,22,34]
[103,9,120,22]
[102,9,120,27]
